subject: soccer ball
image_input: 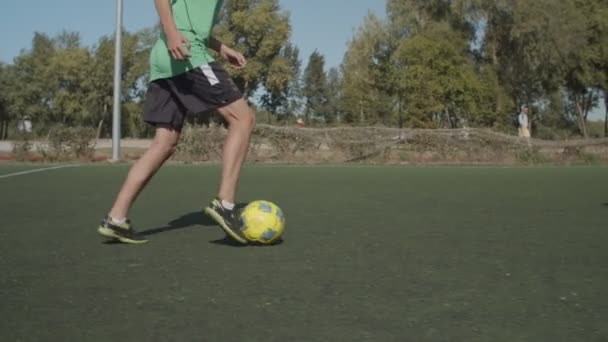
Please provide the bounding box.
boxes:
[240,200,285,244]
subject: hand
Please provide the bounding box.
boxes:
[220,45,246,69]
[166,30,191,61]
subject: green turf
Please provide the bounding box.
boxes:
[1,165,607,341]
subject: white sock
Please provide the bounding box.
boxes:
[110,216,127,224]
[221,200,235,210]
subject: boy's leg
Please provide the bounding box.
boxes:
[216,99,256,203]
[204,99,255,244]
[98,125,180,244]
[109,125,181,220]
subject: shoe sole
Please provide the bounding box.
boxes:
[203,207,248,245]
[97,226,148,245]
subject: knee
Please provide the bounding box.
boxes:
[167,140,179,156]
[164,139,179,156]
[231,109,255,131]
[245,109,256,131]
[152,137,179,157]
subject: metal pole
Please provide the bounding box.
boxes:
[112,0,123,161]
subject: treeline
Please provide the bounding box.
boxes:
[1,0,607,139]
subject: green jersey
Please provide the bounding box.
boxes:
[149,0,224,81]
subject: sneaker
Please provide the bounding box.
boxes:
[204,198,248,245]
[97,216,148,244]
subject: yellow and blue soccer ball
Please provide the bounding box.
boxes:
[240,200,285,245]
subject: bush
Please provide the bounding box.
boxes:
[123,103,154,138]
[12,132,33,161]
[253,126,321,160]
[105,124,608,165]
[516,146,546,164]
[587,121,605,139]
[173,124,225,162]
[534,125,572,140]
[43,126,96,161]
[561,146,600,164]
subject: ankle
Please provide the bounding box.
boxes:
[220,199,235,210]
[108,211,128,224]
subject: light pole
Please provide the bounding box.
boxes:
[112,0,123,161]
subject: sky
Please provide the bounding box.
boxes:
[0,0,386,69]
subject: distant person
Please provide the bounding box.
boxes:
[518,105,531,139]
[97,0,254,245]
[17,116,32,134]
[296,118,305,127]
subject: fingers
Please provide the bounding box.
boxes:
[170,47,184,61]
[169,48,180,61]
[168,33,191,61]
[237,54,246,67]
[169,44,190,61]
[229,52,246,68]
[182,36,191,51]
[177,44,191,59]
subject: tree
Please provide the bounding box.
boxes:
[302,51,327,122]
[473,0,608,137]
[386,0,476,39]
[260,43,300,122]
[85,28,156,137]
[340,13,391,124]
[0,63,11,139]
[391,23,486,128]
[539,0,598,138]
[584,0,608,136]
[10,33,56,126]
[46,33,92,125]
[283,44,303,119]
[324,67,342,124]
[340,4,496,128]
[7,32,92,127]
[2,29,154,138]
[214,0,292,97]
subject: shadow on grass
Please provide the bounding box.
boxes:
[209,237,285,248]
[140,211,216,236]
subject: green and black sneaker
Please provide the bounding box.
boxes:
[97,216,148,244]
[204,198,248,245]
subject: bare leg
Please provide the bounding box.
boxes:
[109,125,180,220]
[216,99,255,203]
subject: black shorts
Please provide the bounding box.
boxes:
[143,62,243,130]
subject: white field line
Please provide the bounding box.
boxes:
[0,164,81,179]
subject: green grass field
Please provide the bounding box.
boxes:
[1,164,607,341]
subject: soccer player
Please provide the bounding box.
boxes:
[97,0,253,245]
